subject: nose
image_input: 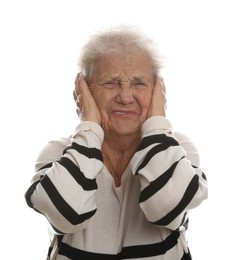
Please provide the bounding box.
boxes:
[115,83,134,105]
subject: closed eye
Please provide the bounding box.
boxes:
[131,80,147,89]
[101,79,148,89]
[103,80,120,89]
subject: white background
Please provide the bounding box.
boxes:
[0,0,226,259]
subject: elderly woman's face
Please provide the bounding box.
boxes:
[89,51,154,136]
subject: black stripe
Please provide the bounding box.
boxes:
[192,165,207,181]
[64,142,103,161]
[38,162,53,171]
[41,175,97,226]
[58,231,180,259]
[201,171,207,180]
[47,235,64,257]
[139,159,180,203]
[137,134,179,152]
[153,174,199,226]
[182,217,189,230]
[58,157,97,191]
[25,180,40,208]
[135,141,179,175]
[181,250,192,260]
[179,212,188,229]
[121,231,180,258]
[59,243,120,260]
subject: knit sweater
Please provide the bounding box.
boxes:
[25,116,208,259]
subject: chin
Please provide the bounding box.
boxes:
[103,119,142,136]
[112,124,141,137]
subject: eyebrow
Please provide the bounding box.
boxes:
[100,75,150,82]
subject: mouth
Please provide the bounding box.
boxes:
[111,110,137,116]
[113,111,128,115]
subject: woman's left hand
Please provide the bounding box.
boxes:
[147,78,166,118]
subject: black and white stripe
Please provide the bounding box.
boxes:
[25,141,103,233]
[55,231,191,259]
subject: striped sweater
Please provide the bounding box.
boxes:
[25,116,208,259]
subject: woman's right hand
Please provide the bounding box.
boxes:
[74,73,101,125]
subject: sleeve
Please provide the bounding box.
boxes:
[130,116,208,231]
[25,121,104,234]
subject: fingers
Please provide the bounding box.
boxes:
[74,72,83,102]
[159,77,167,110]
[73,73,83,116]
[148,77,166,118]
[74,72,89,111]
[73,73,101,124]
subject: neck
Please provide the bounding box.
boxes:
[102,132,141,186]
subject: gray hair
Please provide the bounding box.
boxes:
[78,25,163,83]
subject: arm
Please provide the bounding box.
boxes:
[130,80,208,230]
[25,121,104,234]
[130,116,207,230]
[25,74,104,234]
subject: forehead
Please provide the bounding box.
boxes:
[93,51,153,80]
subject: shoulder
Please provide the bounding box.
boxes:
[174,132,200,166]
[35,136,72,171]
[174,132,197,150]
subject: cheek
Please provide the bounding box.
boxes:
[90,88,104,106]
[91,90,111,112]
[137,93,152,112]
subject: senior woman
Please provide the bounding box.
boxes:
[25,26,208,260]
